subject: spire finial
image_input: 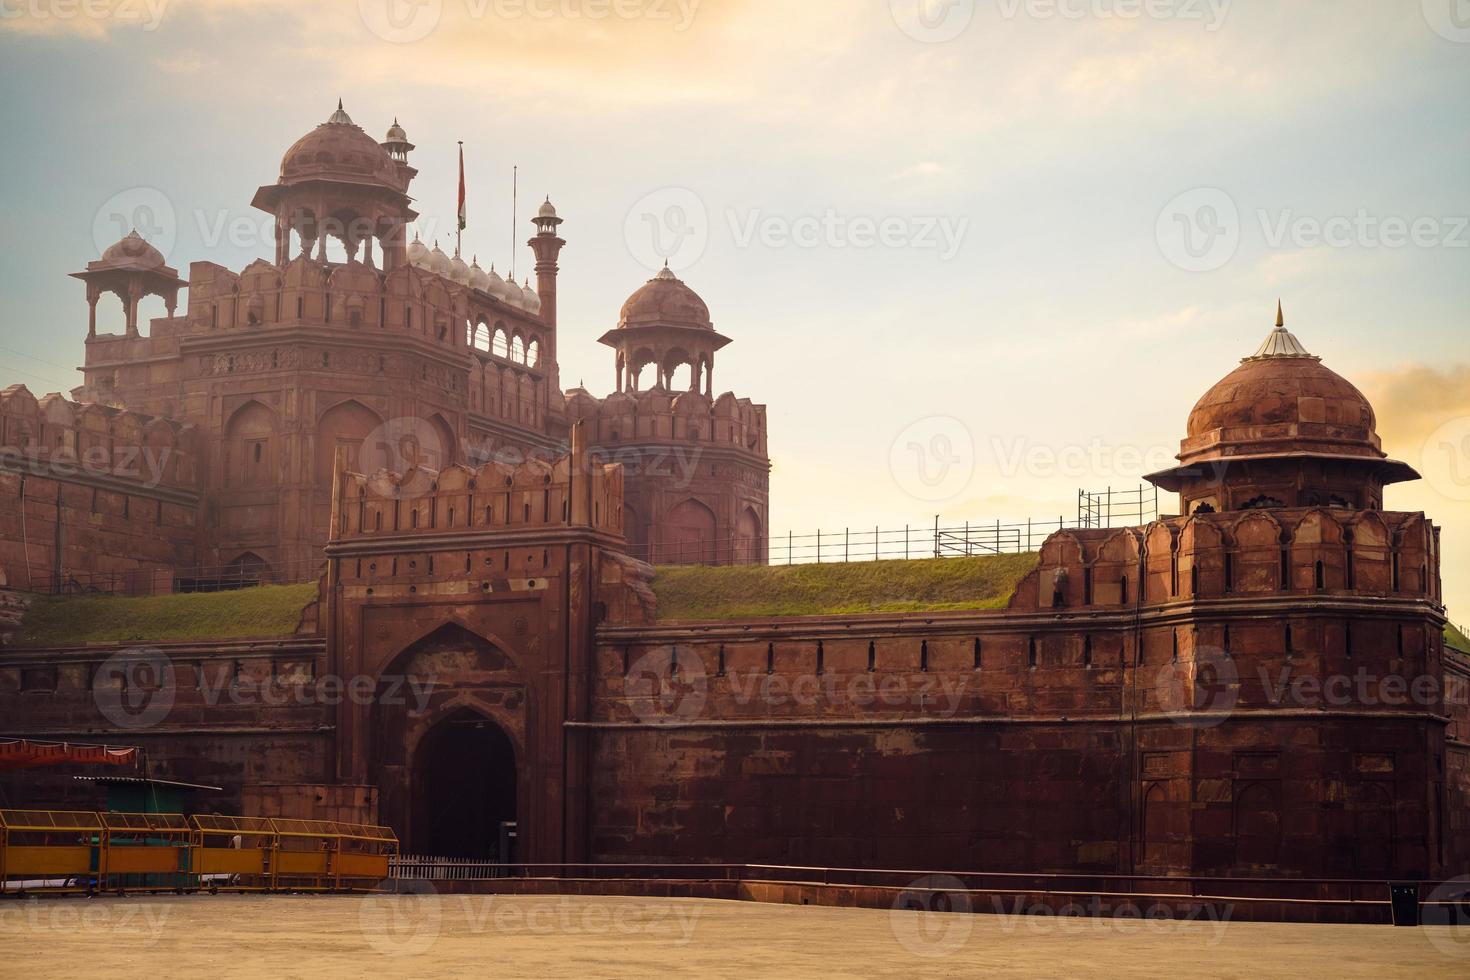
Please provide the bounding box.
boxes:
[1276,299,1284,329]
[337,98,343,111]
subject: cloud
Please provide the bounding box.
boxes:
[1360,362,1470,621]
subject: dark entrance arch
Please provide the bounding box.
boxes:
[411,709,518,859]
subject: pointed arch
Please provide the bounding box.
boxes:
[659,498,718,565]
[315,398,384,484]
[224,400,277,488]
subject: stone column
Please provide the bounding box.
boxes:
[86,285,99,340]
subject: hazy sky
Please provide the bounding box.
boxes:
[1,0,1467,616]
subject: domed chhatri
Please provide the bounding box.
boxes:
[72,229,186,339]
[1147,303,1418,514]
[618,265,714,331]
[600,265,732,395]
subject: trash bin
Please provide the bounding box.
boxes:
[1388,882,1421,927]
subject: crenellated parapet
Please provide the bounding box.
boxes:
[0,384,200,491]
[1014,507,1441,612]
[562,386,768,458]
[332,441,624,543]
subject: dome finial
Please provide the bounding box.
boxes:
[1276,298,1284,328]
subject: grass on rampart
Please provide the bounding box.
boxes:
[650,553,1038,621]
[12,582,318,647]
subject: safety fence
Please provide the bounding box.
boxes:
[632,485,1162,567]
[0,810,396,895]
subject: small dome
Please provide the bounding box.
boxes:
[618,265,711,330]
[484,264,508,299]
[385,118,407,142]
[406,232,430,267]
[502,275,525,306]
[522,281,542,315]
[428,240,451,277]
[538,198,558,219]
[100,229,166,270]
[469,256,490,291]
[448,249,470,284]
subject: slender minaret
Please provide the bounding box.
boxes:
[529,197,565,376]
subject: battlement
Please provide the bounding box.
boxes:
[1015,506,1442,612]
[0,384,200,490]
[332,445,624,543]
[564,385,768,458]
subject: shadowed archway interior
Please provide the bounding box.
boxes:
[412,708,517,859]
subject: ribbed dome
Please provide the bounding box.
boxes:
[448,249,470,284]
[427,241,451,277]
[406,233,430,267]
[1181,321,1382,465]
[100,230,166,270]
[522,281,542,315]
[502,275,525,306]
[484,264,508,299]
[279,102,403,190]
[469,257,490,291]
[618,266,711,330]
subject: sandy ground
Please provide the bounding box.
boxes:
[0,893,1466,979]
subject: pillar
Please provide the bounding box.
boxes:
[86,285,99,340]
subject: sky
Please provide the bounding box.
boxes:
[0,0,1467,617]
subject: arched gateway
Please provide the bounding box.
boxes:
[369,622,528,861]
[412,709,518,859]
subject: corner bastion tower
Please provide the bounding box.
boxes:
[0,102,767,592]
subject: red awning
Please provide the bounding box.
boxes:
[0,739,140,771]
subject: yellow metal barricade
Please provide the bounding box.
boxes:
[3,809,397,895]
[331,820,399,891]
[269,818,339,891]
[190,815,277,892]
[0,810,104,895]
[98,812,194,894]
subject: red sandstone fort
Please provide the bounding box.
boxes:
[1,104,1466,885]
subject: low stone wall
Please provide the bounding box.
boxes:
[395,874,1397,925]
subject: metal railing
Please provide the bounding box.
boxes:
[2,486,1164,593]
[633,485,1161,567]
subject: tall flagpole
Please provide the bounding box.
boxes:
[456,141,466,256]
[510,164,518,280]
